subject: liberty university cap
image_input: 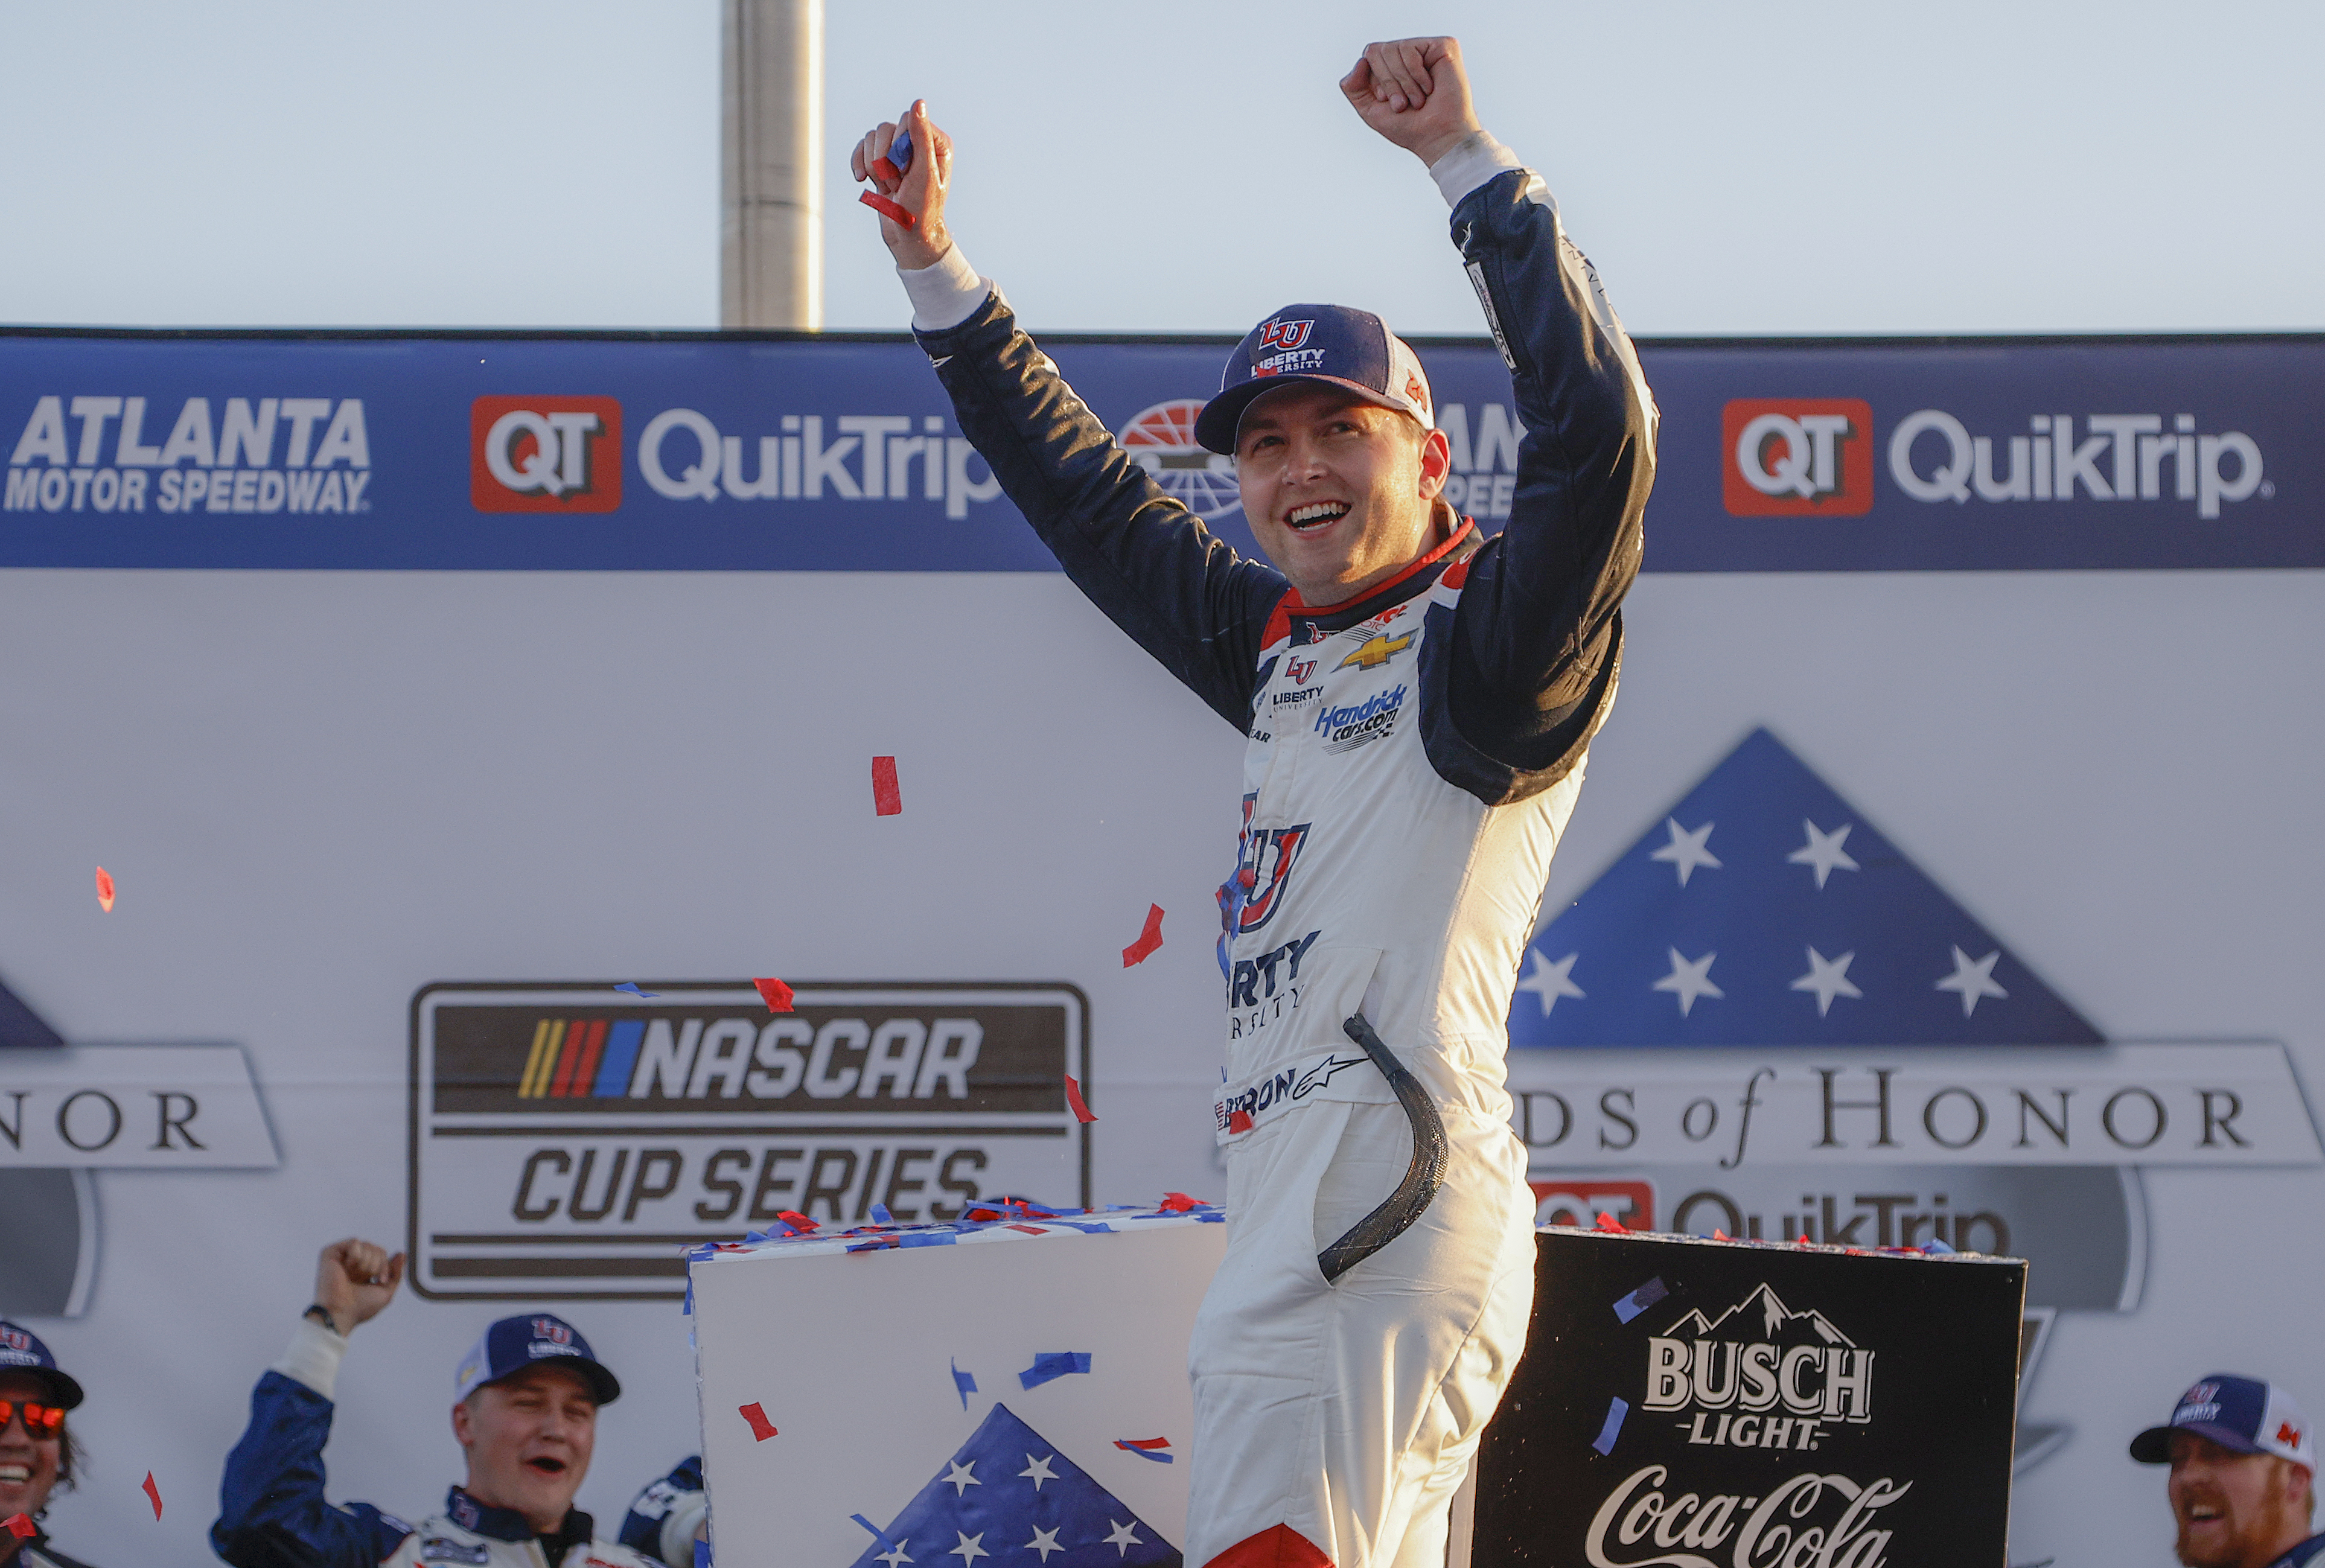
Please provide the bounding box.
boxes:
[0,1319,84,1410]
[452,1313,621,1405]
[1194,304,1434,455]
[2131,1374,2314,1471]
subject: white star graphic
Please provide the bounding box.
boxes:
[1790,946,1863,1017]
[1103,1522,1143,1558]
[948,1533,988,1566]
[942,1461,981,1496]
[1787,820,1861,890]
[1018,1453,1057,1490]
[1023,1528,1064,1563]
[1935,946,2008,1016]
[1514,949,1585,1016]
[1653,948,1723,1016]
[878,1545,913,1568]
[1649,818,1723,887]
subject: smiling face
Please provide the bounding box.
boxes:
[0,1373,63,1523]
[1234,383,1452,605]
[452,1363,597,1533]
[2169,1432,2314,1568]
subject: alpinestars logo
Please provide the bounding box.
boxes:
[1644,1283,1875,1451]
[1722,398,1875,517]
[471,396,623,513]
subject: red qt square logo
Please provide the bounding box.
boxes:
[471,396,623,513]
[1530,1178,1655,1231]
[1721,398,1875,517]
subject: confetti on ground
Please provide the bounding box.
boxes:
[871,756,902,816]
[738,1402,777,1442]
[753,978,795,1012]
[1592,1398,1629,1456]
[1120,904,1166,967]
[4,1515,34,1540]
[951,1359,977,1407]
[1063,1074,1097,1123]
[1018,1351,1092,1391]
[614,983,659,998]
[142,1471,162,1519]
[95,867,115,913]
[1613,1276,1668,1324]
[1114,1438,1173,1463]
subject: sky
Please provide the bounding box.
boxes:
[2,1,2323,337]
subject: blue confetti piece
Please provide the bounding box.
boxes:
[1613,1276,1668,1324]
[850,1515,902,1553]
[1194,1211,1225,1223]
[1041,1220,1115,1234]
[871,1203,895,1223]
[1592,1397,1629,1455]
[614,982,660,998]
[1921,1238,1957,1255]
[899,1232,957,1249]
[1018,1351,1092,1391]
[951,1359,977,1408]
[692,1540,710,1568]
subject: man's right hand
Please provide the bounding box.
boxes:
[313,1237,404,1334]
[850,100,955,270]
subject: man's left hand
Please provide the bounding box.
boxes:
[1340,37,1482,168]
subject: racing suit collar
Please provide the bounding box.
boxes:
[2268,1535,2325,1568]
[1283,508,1476,628]
[444,1486,594,1553]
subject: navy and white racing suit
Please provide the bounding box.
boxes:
[212,1319,659,1568]
[899,132,1654,1568]
[616,1458,705,1568]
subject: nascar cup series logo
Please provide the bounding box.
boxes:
[470,396,623,513]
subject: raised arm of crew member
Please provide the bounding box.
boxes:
[214,1240,414,1568]
[1344,37,1656,788]
[853,104,1288,731]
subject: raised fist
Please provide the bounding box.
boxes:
[1340,37,1482,168]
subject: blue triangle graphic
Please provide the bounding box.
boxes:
[1508,728,2101,1047]
[850,1404,1181,1568]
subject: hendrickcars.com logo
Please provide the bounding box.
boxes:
[470,396,622,513]
[1721,398,1875,516]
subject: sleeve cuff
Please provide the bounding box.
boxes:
[660,1494,710,1568]
[1429,131,1524,208]
[899,246,993,333]
[270,1316,349,1400]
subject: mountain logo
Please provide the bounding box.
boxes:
[1642,1283,1875,1448]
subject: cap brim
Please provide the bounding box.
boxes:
[22,1367,84,1411]
[2131,1421,2262,1463]
[485,1357,620,1406]
[1193,374,1419,455]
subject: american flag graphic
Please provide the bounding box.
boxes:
[846,1405,1181,1568]
[1508,728,2100,1047]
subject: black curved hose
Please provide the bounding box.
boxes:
[1315,1012,1449,1284]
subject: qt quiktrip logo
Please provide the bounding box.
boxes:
[471,397,622,513]
[1723,398,1875,516]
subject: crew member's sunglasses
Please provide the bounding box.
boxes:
[0,1400,66,1436]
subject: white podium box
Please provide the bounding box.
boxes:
[690,1204,1229,1568]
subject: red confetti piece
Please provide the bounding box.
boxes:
[871,755,902,815]
[777,1209,817,1232]
[1120,904,1166,967]
[753,977,795,1012]
[1227,1109,1252,1133]
[739,1401,778,1442]
[1594,1210,1628,1234]
[858,190,916,229]
[1115,1436,1170,1450]
[95,867,115,913]
[5,1514,34,1540]
[871,156,905,185]
[1005,1223,1047,1234]
[142,1471,162,1519]
[1797,1234,1812,1245]
[1713,1229,1731,1241]
[1062,1074,1097,1123]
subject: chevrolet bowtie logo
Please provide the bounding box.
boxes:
[1336,631,1415,671]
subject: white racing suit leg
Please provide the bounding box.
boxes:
[1185,1096,1536,1568]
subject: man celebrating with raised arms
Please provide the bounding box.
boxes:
[854,37,1654,1568]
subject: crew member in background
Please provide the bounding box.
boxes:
[617,1459,704,1568]
[2133,1374,2322,1568]
[852,34,1652,1568]
[212,1238,657,1568]
[0,1322,99,1568]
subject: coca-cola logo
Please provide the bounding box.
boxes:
[1585,1464,1911,1568]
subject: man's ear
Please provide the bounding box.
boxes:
[451,1397,474,1451]
[1417,427,1452,500]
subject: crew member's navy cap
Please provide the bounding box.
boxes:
[451,1313,620,1406]
[2131,1374,2315,1471]
[1194,302,1434,455]
[0,1319,84,1410]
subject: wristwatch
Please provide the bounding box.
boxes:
[302,1302,342,1334]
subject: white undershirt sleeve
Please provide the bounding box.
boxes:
[898,245,993,332]
[270,1316,349,1400]
[1428,130,1525,209]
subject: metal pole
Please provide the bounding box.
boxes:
[721,0,823,330]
